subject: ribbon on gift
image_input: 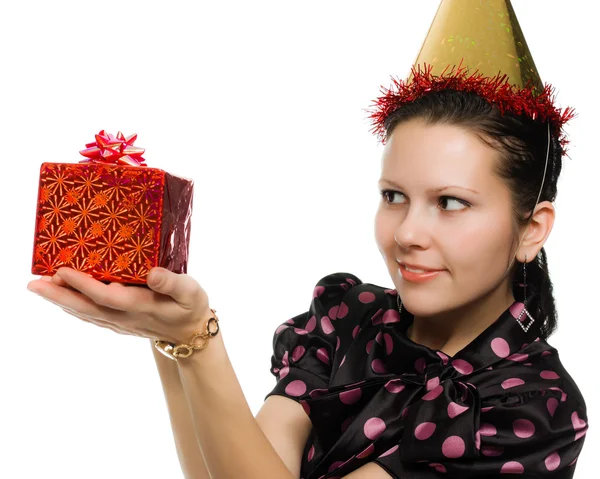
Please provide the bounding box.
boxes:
[79,130,147,167]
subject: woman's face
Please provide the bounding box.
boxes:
[374,118,518,317]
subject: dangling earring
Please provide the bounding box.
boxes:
[397,294,402,316]
[517,254,535,332]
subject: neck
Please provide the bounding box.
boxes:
[406,284,515,358]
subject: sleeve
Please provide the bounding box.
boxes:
[373,387,588,479]
[264,272,362,403]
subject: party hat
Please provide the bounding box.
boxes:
[368,0,574,150]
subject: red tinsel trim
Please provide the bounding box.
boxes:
[366,61,576,154]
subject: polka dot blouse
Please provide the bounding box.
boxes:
[265,273,589,478]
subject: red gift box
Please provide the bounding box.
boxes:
[31,131,194,284]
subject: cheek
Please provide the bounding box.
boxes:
[447,219,512,276]
[374,210,396,248]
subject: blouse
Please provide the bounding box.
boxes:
[265,272,589,478]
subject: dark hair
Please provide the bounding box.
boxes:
[383,89,565,340]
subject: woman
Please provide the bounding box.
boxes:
[26,1,589,478]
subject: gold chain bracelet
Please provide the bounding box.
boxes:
[154,308,219,361]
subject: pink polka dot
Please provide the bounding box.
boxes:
[358,291,376,303]
[371,310,383,325]
[321,316,334,334]
[571,411,587,431]
[352,325,360,338]
[337,301,349,319]
[541,350,552,357]
[442,436,465,458]
[501,461,524,473]
[366,339,374,354]
[300,400,310,416]
[285,380,307,397]
[481,406,494,413]
[371,359,387,373]
[507,352,528,362]
[279,366,290,379]
[545,452,560,471]
[292,346,305,362]
[328,305,339,320]
[285,319,295,324]
[481,446,504,456]
[378,444,399,458]
[282,351,289,366]
[436,351,449,365]
[426,376,440,391]
[336,336,341,351]
[384,379,405,393]
[339,355,346,367]
[339,388,362,405]
[491,337,510,358]
[316,348,329,364]
[356,443,375,459]
[547,398,559,418]
[509,302,525,319]
[307,444,315,462]
[452,359,474,375]
[549,386,567,402]
[415,357,426,373]
[415,422,436,440]
[313,285,325,298]
[422,384,443,401]
[541,370,560,380]
[447,402,469,418]
[501,378,525,389]
[513,419,535,438]
[383,309,401,324]
[294,328,309,335]
[479,423,497,436]
[475,430,481,450]
[429,463,447,473]
[275,324,288,334]
[305,315,317,332]
[328,461,344,472]
[402,407,409,419]
[383,333,394,354]
[364,417,386,440]
[375,331,383,344]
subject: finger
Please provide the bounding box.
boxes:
[60,307,139,337]
[146,267,200,309]
[55,267,154,312]
[29,277,132,323]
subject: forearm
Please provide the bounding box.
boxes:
[150,340,212,479]
[176,327,294,479]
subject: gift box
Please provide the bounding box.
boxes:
[31,131,194,284]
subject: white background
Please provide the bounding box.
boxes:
[1,0,595,477]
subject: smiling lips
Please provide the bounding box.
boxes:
[397,262,445,283]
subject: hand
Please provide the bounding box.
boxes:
[26,267,214,344]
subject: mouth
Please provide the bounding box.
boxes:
[397,261,444,273]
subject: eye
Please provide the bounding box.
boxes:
[439,196,470,211]
[379,189,405,204]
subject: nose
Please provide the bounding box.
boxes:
[393,206,432,249]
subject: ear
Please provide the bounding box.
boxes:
[517,200,555,262]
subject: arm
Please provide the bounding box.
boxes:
[176,326,298,479]
[150,339,212,479]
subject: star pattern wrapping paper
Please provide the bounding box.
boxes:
[31,162,194,284]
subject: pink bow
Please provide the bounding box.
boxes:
[79,130,147,167]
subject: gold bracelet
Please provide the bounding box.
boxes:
[154,309,219,361]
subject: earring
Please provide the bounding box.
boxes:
[397,294,402,316]
[517,254,535,332]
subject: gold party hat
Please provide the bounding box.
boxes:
[367,0,574,149]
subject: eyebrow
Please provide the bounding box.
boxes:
[378,179,479,195]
